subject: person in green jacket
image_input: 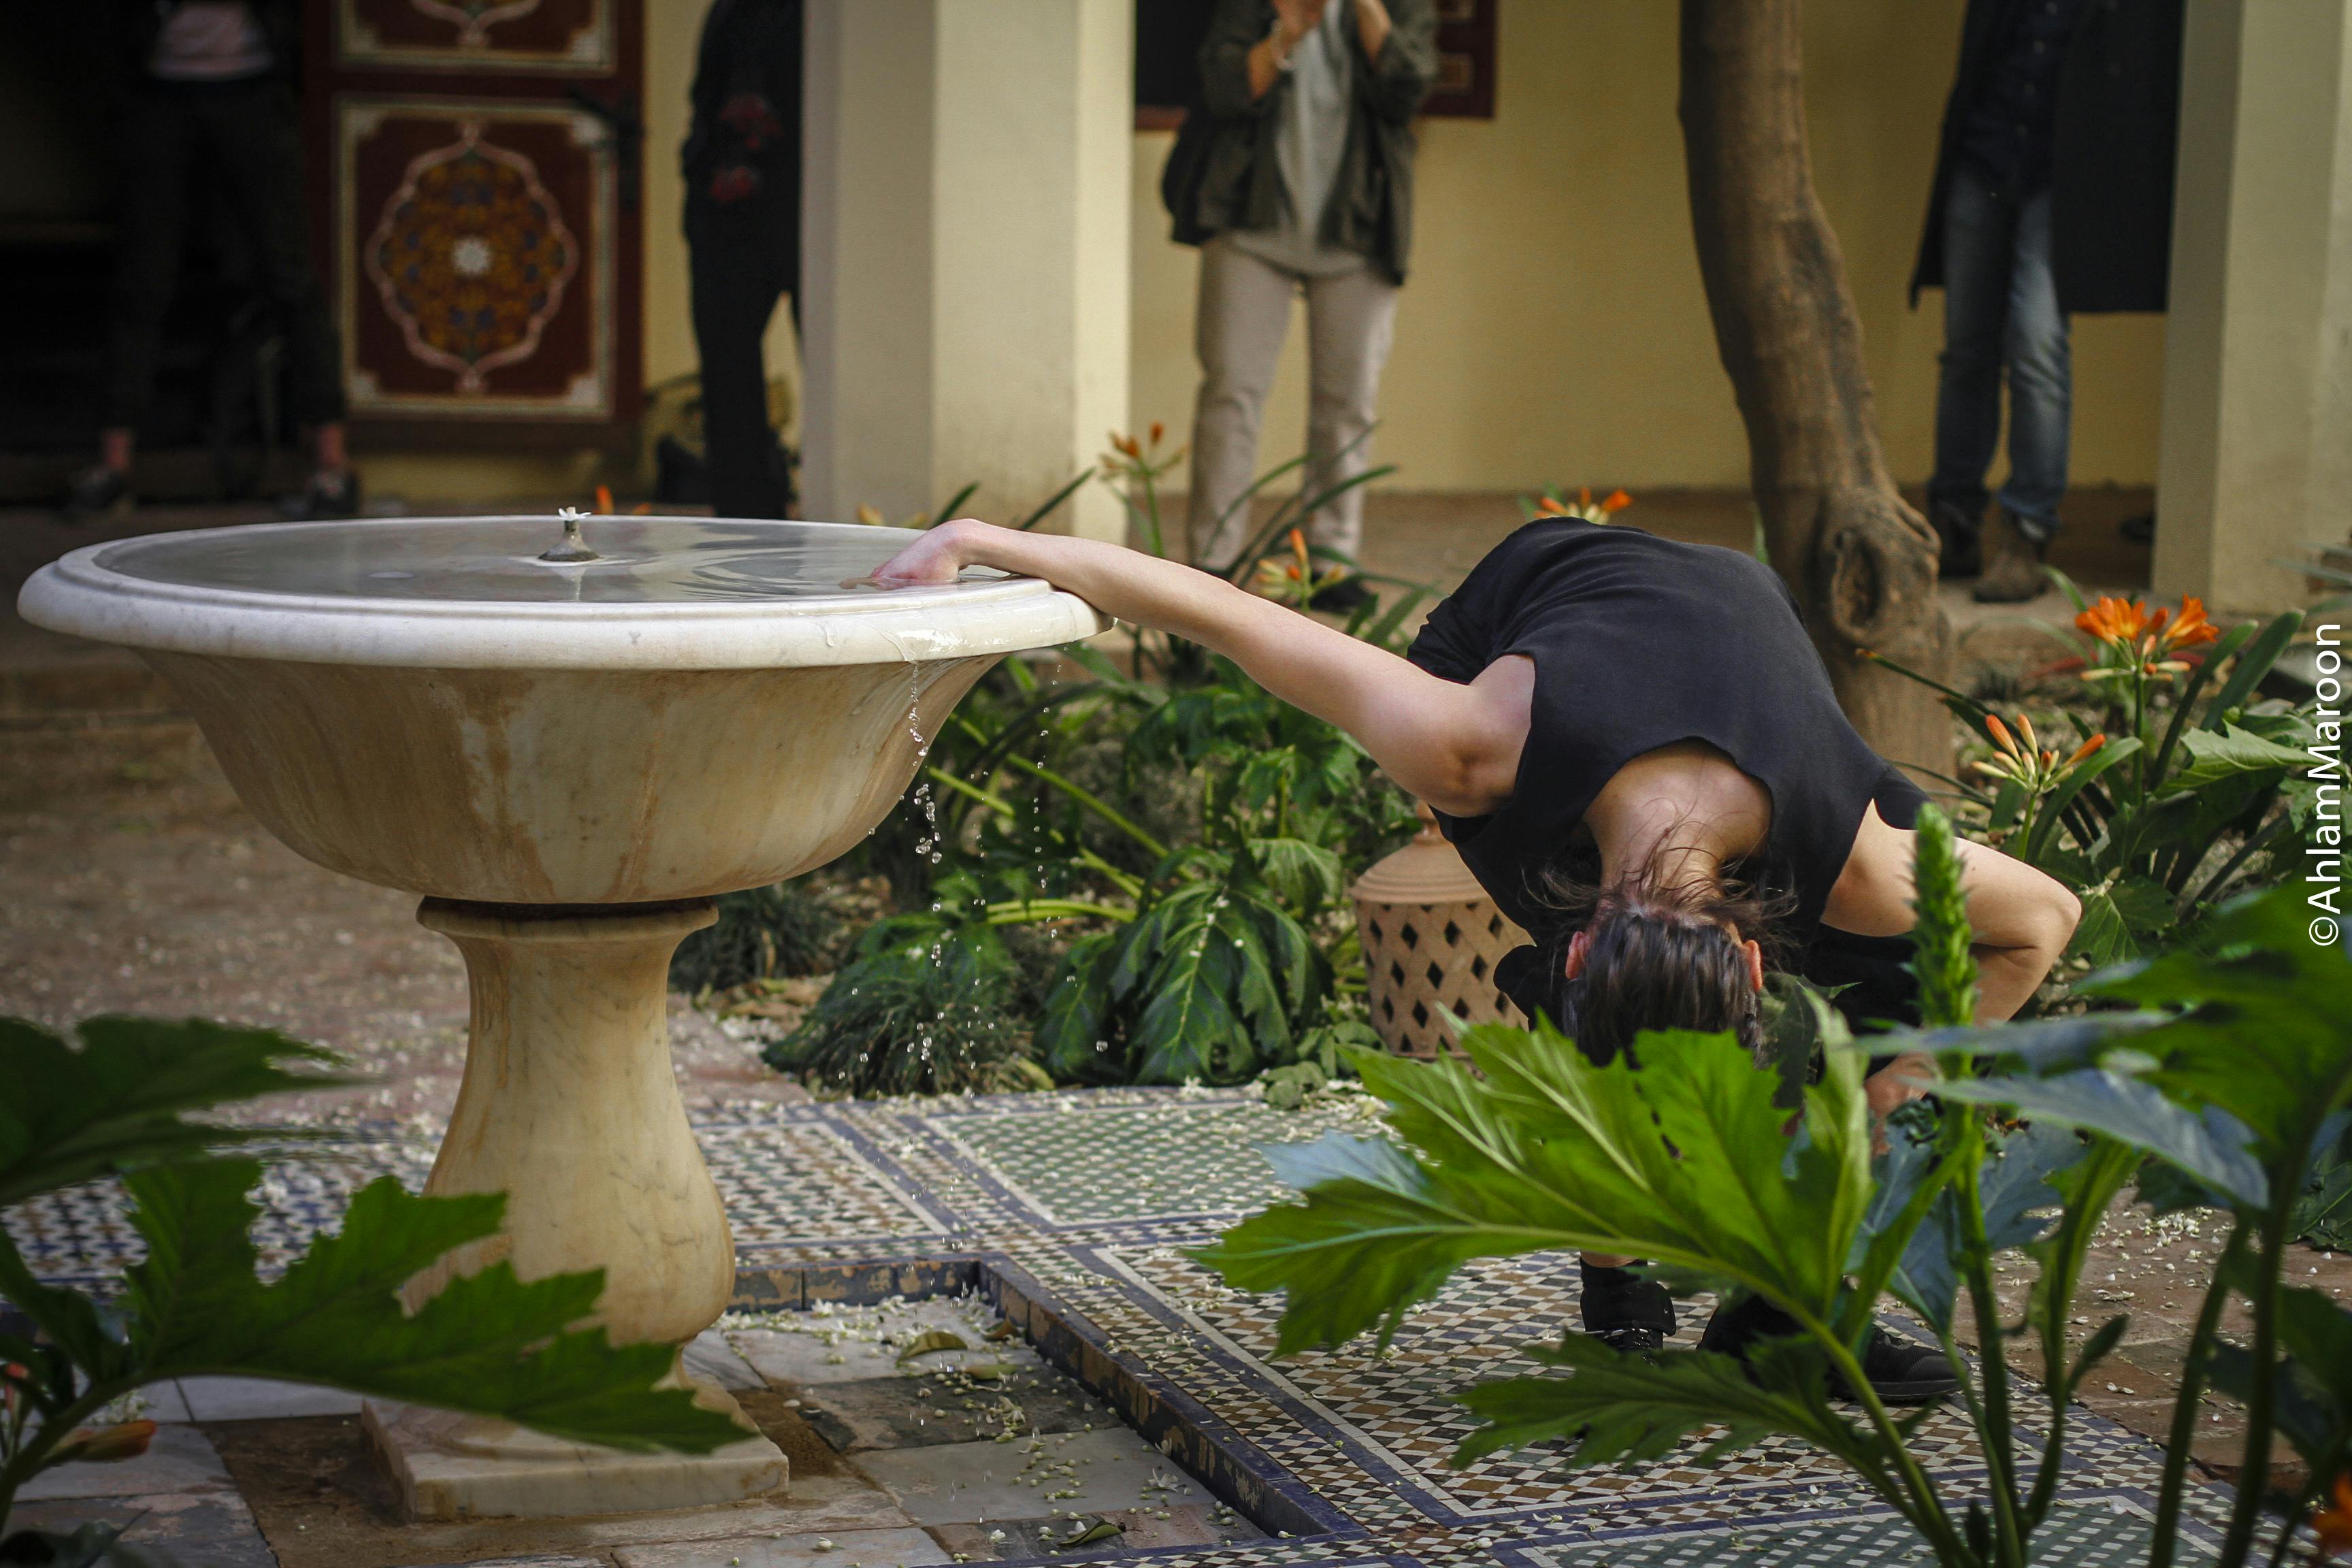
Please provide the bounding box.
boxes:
[1162,0,1436,608]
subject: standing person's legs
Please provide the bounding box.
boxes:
[85,89,198,505]
[1926,164,2019,578]
[1973,189,2069,603]
[1188,239,1300,570]
[206,82,355,511]
[1996,189,2070,542]
[689,214,793,519]
[1298,262,1399,568]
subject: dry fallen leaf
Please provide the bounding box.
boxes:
[895,1328,970,1364]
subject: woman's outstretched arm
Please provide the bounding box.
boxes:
[872,519,1531,816]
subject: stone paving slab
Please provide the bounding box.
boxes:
[612,1524,951,1568]
[10,1087,2242,1567]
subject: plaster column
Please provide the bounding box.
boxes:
[800,0,1132,542]
[2155,0,2352,612]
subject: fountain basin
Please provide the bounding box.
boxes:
[22,516,1104,904]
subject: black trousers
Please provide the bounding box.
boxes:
[687,201,798,519]
[107,78,344,432]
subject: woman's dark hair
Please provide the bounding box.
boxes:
[1525,858,1793,1068]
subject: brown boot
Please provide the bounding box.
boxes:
[1972,509,2050,603]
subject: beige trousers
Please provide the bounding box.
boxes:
[1186,238,1400,570]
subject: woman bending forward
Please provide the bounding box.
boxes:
[875,513,2081,1403]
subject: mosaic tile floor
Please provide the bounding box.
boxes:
[10,1087,2236,1565]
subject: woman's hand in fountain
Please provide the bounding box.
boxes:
[863,517,990,589]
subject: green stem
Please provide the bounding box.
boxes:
[1818,1328,1976,1567]
[984,898,1134,926]
[2218,1190,2300,1567]
[1955,1131,2030,1565]
[2150,1224,2249,1568]
[992,751,1169,860]
[2179,813,2293,919]
[0,1376,128,1534]
[2023,1140,2139,1527]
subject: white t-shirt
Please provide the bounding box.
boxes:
[1226,7,1367,279]
[150,2,274,82]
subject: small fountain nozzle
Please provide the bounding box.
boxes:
[540,506,602,564]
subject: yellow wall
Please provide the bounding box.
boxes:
[1128,0,2166,493]
[385,0,2163,503]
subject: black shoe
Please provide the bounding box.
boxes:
[1309,576,1375,614]
[1928,498,1982,580]
[1578,1258,1676,1354]
[61,464,131,524]
[1834,1328,1961,1405]
[1699,1296,1959,1406]
[280,469,362,521]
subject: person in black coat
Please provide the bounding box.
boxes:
[1910,0,2183,602]
[683,0,802,519]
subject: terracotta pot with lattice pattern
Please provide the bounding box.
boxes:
[1350,806,1530,1058]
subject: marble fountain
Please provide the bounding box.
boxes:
[18,512,1105,1518]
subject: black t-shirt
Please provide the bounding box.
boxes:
[1404,519,1929,1026]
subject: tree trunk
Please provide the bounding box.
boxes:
[1679,0,1956,781]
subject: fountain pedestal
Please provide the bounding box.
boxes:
[372,897,787,1518]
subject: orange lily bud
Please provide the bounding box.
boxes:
[2016,713,2038,753]
[62,1420,157,1465]
[594,485,612,514]
[2067,734,2107,766]
[1985,715,2019,756]
[1600,489,1633,512]
[1149,421,1164,446]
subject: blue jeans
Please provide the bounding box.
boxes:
[1928,164,2071,544]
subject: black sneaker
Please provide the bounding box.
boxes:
[1699,1294,1959,1406]
[1309,576,1375,614]
[280,468,361,521]
[1833,1328,1962,1405]
[1588,1323,1667,1356]
[61,464,131,524]
[1577,1259,1676,1355]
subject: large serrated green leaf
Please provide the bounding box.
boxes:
[0,1015,350,1209]
[118,1162,742,1453]
[1198,1018,1877,1356]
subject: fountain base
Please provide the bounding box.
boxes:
[363,1379,787,1520]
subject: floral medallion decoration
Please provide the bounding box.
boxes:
[362,122,579,394]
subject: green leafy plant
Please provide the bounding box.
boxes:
[0,1017,745,1560]
[762,921,1051,1097]
[1198,812,2352,1568]
[671,881,850,996]
[1872,574,2315,970]
[809,431,1426,1092]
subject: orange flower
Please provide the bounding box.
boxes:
[1536,494,1570,516]
[594,484,613,514]
[2066,734,2106,766]
[2312,1473,2352,1558]
[1599,488,1633,513]
[1148,421,1165,447]
[2161,595,2219,652]
[2076,595,2157,644]
[59,1420,157,1465]
[1986,714,2020,757]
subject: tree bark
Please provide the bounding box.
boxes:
[1679,0,1955,781]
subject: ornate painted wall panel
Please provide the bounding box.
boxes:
[336,99,615,419]
[337,0,612,72]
